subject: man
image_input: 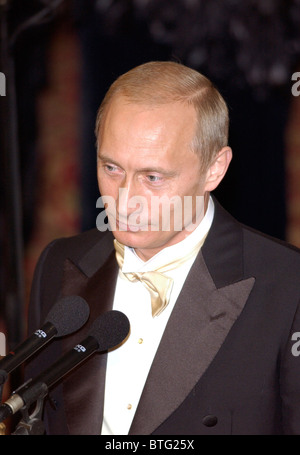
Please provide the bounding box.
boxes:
[26,61,300,434]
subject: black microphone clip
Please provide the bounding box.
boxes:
[6,379,48,435]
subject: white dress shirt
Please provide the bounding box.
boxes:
[101,197,215,435]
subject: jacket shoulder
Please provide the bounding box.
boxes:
[29,228,114,321]
[242,224,300,286]
[41,228,113,264]
[243,224,300,261]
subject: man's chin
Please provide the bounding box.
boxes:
[111,227,187,252]
[112,229,162,250]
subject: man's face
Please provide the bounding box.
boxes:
[97,97,211,261]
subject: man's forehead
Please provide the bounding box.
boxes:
[100,97,197,145]
[105,95,197,121]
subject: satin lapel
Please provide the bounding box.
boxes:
[129,199,255,435]
[129,252,255,435]
[60,236,118,435]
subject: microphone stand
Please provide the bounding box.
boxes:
[12,392,46,435]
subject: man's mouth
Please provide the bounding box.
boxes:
[116,219,147,232]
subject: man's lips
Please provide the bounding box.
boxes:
[105,211,156,231]
[116,219,148,232]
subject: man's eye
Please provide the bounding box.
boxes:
[147,175,162,182]
[105,164,118,173]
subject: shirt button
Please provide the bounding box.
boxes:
[138,338,143,344]
[127,404,132,410]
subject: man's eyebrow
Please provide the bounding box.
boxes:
[138,166,177,177]
[98,154,177,176]
[97,154,120,166]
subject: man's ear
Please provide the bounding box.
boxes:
[204,146,232,192]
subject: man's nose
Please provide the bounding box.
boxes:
[117,178,143,218]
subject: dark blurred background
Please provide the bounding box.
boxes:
[1,0,300,398]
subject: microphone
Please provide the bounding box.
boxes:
[0,310,130,423]
[0,295,90,386]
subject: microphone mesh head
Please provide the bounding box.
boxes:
[89,311,130,351]
[45,296,90,336]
